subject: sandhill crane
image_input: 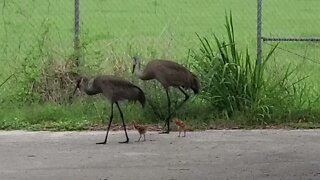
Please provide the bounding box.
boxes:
[131,56,200,133]
[72,75,145,144]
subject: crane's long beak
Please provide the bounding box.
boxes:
[72,85,78,96]
[68,85,78,101]
[132,64,136,74]
[71,82,80,97]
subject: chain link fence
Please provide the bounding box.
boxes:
[0,1,256,68]
[262,0,320,39]
[0,0,320,80]
[0,0,74,76]
[256,0,320,87]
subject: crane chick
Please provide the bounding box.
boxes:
[174,118,187,137]
[132,120,147,142]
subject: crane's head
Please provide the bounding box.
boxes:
[131,56,139,74]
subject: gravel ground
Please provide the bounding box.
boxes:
[1,130,320,180]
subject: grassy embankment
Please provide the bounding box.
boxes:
[1,0,320,130]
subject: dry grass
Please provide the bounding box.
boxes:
[32,59,77,103]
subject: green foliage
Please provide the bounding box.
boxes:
[1,8,320,130]
[190,12,313,123]
[0,102,96,130]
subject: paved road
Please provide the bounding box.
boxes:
[1,130,320,180]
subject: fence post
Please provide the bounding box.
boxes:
[74,0,80,67]
[257,0,262,65]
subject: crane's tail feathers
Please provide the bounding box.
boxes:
[135,86,146,108]
[139,91,146,108]
[191,75,200,94]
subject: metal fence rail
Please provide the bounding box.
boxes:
[257,0,320,64]
[74,0,80,66]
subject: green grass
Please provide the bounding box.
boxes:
[1,0,320,130]
[1,0,319,70]
[0,1,319,88]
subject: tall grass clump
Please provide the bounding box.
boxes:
[190,12,310,124]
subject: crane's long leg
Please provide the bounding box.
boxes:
[136,134,142,142]
[169,87,190,117]
[164,87,190,132]
[160,89,171,134]
[161,87,190,134]
[96,103,114,144]
[177,87,190,106]
[116,102,129,143]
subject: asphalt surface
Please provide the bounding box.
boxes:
[1,130,320,180]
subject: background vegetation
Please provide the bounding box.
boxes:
[1,0,320,130]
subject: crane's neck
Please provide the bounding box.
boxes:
[80,77,99,95]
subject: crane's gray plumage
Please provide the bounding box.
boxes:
[75,75,145,107]
[73,74,145,144]
[132,58,200,94]
[132,56,200,133]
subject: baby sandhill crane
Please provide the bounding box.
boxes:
[174,118,187,137]
[132,120,147,142]
[131,56,200,133]
[72,75,145,144]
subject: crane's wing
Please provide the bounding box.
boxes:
[98,76,145,106]
[151,60,199,92]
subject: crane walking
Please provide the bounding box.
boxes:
[72,75,145,144]
[131,56,200,133]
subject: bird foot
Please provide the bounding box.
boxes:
[96,141,107,145]
[119,139,129,144]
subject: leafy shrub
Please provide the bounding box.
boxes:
[190,12,307,122]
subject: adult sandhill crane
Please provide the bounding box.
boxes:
[72,75,145,144]
[131,56,200,133]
